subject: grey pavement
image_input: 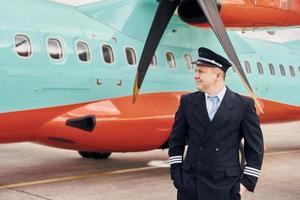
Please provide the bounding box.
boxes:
[0,121,299,200]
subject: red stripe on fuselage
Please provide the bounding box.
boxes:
[0,92,299,152]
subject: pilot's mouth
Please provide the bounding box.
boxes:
[195,79,202,84]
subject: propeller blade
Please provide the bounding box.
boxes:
[196,0,264,113]
[133,0,180,103]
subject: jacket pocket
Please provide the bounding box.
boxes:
[213,167,241,184]
[226,167,241,177]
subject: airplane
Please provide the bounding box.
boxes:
[0,0,300,159]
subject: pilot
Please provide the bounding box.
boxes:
[168,47,264,200]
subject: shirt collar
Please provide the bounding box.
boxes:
[205,86,227,102]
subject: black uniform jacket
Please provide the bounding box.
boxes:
[168,88,264,200]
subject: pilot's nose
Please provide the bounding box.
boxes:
[194,72,200,79]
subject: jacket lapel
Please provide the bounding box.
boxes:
[200,88,237,144]
[192,92,210,128]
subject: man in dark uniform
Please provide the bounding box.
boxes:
[168,47,264,200]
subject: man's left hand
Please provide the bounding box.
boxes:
[239,183,248,197]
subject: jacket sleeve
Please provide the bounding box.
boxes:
[168,95,188,180]
[240,98,264,192]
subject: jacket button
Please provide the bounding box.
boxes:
[199,147,204,151]
[198,161,202,165]
[214,147,220,152]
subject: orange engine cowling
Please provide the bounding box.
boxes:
[178,0,300,28]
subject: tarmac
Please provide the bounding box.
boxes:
[0,121,299,200]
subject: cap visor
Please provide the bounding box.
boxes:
[191,60,217,68]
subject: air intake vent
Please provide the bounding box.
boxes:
[66,115,96,132]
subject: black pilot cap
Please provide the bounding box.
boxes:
[192,47,232,73]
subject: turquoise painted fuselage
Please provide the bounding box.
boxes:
[0,0,299,113]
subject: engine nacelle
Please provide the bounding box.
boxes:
[178,0,300,28]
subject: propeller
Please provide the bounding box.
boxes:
[195,0,263,114]
[133,0,180,103]
[133,0,263,114]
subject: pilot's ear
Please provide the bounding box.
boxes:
[216,70,225,80]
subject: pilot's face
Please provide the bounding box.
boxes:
[194,65,218,92]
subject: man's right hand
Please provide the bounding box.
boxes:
[170,165,184,189]
[173,174,184,189]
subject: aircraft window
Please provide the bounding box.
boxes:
[77,42,90,62]
[15,34,32,57]
[48,38,63,60]
[166,52,176,69]
[257,62,264,75]
[269,63,275,76]
[125,47,136,65]
[150,54,157,67]
[279,64,286,76]
[244,61,251,73]
[184,53,193,70]
[102,45,114,64]
[289,65,295,77]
